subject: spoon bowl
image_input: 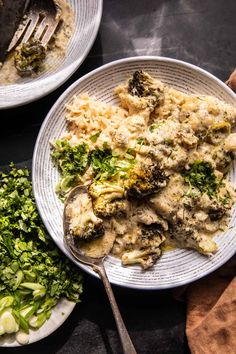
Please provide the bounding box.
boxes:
[63,185,137,354]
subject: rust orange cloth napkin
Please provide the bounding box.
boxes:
[185,255,236,354]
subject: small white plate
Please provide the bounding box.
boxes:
[0,298,75,347]
[32,56,236,290]
[0,0,103,109]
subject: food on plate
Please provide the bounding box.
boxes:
[0,0,74,82]
[52,70,236,269]
[14,39,46,76]
[0,165,83,344]
[65,186,105,240]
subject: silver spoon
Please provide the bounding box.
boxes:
[63,185,137,354]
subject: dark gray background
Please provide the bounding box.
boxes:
[0,0,235,353]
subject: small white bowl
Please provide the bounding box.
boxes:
[0,0,103,109]
[33,56,236,290]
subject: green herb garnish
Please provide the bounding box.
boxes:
[90,131,101,143]
[90,145,135,181]
[136,137,145,145]
[52,140,135,193]
[0,165,83,336]
[182,161,219,197]
[51,140,89,176]
[51,140,89,196]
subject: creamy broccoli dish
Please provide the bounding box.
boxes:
[52,70,236,269]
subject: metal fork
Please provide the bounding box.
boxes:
[8,0,61,52]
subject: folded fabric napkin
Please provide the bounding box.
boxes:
[185,71,236,354]
[186,255,236,354]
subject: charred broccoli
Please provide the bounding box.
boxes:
[88,182,127,217]
[168,222,217,254]
[121,248,162,269]
[121,223,165,269]
[93,198,128,218]
[128,70,164,109]
[72,220,105,241]
[208,202,227,221]
[14,39,46,76]
[139,224,165,246]
[125,163,168,199]
[66,188,105,241]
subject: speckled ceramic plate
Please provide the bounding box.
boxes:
[0,298,75,347]
[0,0,103,109]
[32,56,236,290]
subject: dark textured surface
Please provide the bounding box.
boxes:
[0,0,235,353]
[0,0,29,62]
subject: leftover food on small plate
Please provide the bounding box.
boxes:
[0,0,103,109]
[0,0,74,83]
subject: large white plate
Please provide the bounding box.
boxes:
[0,0,103,109]
[32,56,236,290]
[0,298,75,347]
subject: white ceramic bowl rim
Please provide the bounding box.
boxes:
[33,56,236,290]
[40,56,236,116]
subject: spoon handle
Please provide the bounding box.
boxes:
[94,263,137,354]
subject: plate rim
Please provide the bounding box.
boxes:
[0,298,76,347]
[0,0,103,110]
[32,55,236,290]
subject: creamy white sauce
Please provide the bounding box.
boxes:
[58,71,236,267]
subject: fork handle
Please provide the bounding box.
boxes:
[93,263,138,354]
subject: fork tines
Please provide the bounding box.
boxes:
[8,0,61,52]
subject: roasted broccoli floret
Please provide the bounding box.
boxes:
[72,221,105,241]
[14,39,46,76]
[88,182,127,217]
[206,122,231,145]
[121,223,165,269]
[121,248,162,269]
[93,198,128,218]
[125,163,168,199]
[139,224,165,246]
[128,70,164,109]
[168,222,217,255]
[215,151,234,174]
[208,202,227,221]
[66,188,105,241]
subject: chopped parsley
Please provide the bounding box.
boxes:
[90,131,101,143]
[51,140,89,176]
[90,145,135,181]
[136,137,145,145]
[51,140,89,197]
[0,166,83,335]
[182,161,220,197]
[52,141,136,195]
